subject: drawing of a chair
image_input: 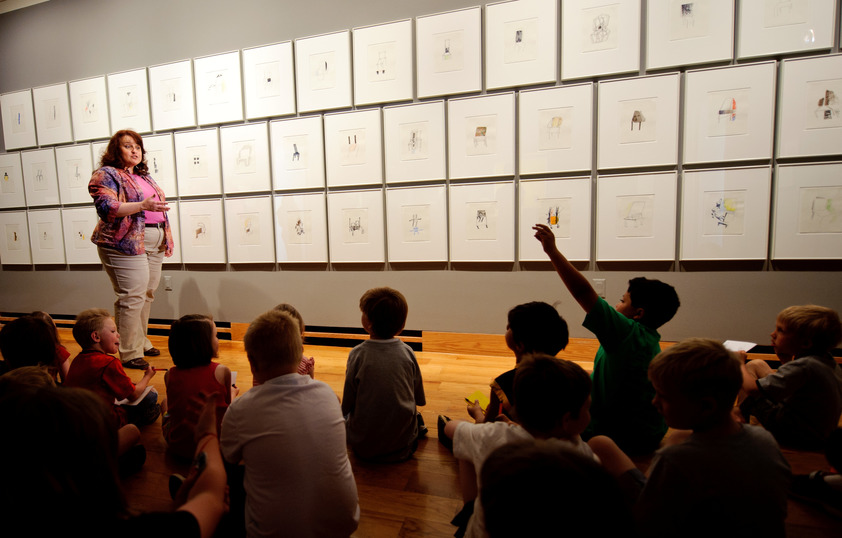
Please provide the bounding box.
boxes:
[623,201,646,228]
[375,52,387,75]
[547,117,563,139]
[292,143,300,161]
[194,223,207,239]
[474,126,487,148]
[631,111,645,131]
[236,145,252,169]
[718,98,737,123]
[346,135,358,159]
[811,197,835,225]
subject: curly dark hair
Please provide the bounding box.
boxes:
[99,130,149,175]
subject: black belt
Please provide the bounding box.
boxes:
[145,222,165,228]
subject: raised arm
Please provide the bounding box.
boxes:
[533,224,598,313]
[131,365,156,400]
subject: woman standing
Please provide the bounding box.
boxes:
[89,130,173,369]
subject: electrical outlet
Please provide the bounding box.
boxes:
[164,275,173,291]
[593,278,606,298]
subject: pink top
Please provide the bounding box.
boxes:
[134,173,165,224]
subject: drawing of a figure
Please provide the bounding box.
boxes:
[624,201,647,228]
[408,213,423,236]
[316,61,328,81]
[73,164,81,184]
[4,172,9,182]
[443,39,452,60]
[348,217,364,236]
[681,3,695,27]
[815,90,839,121]
[77,230,85,240]
[294,218,305,236]
[474,126,488,148]
[631,110,645,131]
[375,52,388,76]
[292,143,300,161]
[718,98,737,123]
[591,14,611,44]
[547,117,563,139]
[346,135,359,159]
[208,73,226,96]
[236,144,253,169]
[547,206,560,228]
[194,222,207,240]
[152,156,159,174]
[811,197,837,224]
[84,100,96,121]
[35,168,44,185]
[475,209,488,229]
[407,130,422,154]
[710,198,733,228]
[774,0,795,17]
[121,87,136,115]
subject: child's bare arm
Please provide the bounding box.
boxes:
[131,365,156,400]
[741,363,760,394]
[533,224,599,313]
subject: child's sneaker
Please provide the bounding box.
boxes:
[790,471,842,519]
[417,413,428,439]
[437,415,453,452]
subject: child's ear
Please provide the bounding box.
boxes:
[633,307,645,321]
[90,330,102,343]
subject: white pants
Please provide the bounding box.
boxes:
[98,228,165,362]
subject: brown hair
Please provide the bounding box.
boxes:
[274,303,305,335]
[72,309,112,350]
[168,314,216,368]
[777,305,842,354]
[244,310,302,374]
[359,287,408,339]
[99,130,149,175]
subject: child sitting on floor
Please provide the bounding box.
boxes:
[740,304,842,449]
[274,303,315,378]
[29,311,71,383]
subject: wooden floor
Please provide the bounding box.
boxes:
[54,330,842,538]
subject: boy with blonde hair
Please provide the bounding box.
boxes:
[741,305,842,448]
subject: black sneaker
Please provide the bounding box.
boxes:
[790,471,842,519]
[417,413,428,439]
[437,415,453,452]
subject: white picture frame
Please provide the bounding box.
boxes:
[274,192,329,263]
[485,0,558,90]
[61,206,100,265]
[561,0,641,80]
[327,189,386,263]
[1,89,37,150]
[242,41,296,120]
[69,76,110,142]
[142,133,177,198]
[294,30,353,113]
[352,19,414,106]
[269,115,326,191]
[597,74,680,169]
[518,83,593,175]
[383,101,447,184]
[91,141,108,167]
[681,167,772,261]
[737,0,836,59]
[55,144,94,205]
[107,68,152,134]
[778,54,842,158]
[21,148,59,207]
[416,6,482,99]
[224,195,275,263]
[645,0,735,70]
[772,162,842,260]
[33,83,73,146]
[596,172,677,261]
[324,108,383,188]
[179,199,226,264]
[0,152,27,209]
[163,201,182,265]
[385,185,448,262]
[194,51,244,126]
[175,129,222,197]
[683,62,777,164]
[449,181,515,262]
[220,123,271,194]
[448,93,516,180]
[149,60,196,131]
[27,209,66,264]
[0,210,32,265]
[518,177,592,262]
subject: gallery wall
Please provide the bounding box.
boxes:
[0,0,841,344]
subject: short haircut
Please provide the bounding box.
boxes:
[513,354,592,434]
[168,314,215,368]
[72,309,112,350]
[648,338,742,413]
[274,303,305,335]
[0,365,55,389]
[244,310,302,374]
[0,316,57,370]
[627,277,680,329]
[359,287,408,339]
[507,302,569,355]
[777,305,842,354]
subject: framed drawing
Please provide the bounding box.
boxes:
[174,129,222,197]
[327,189,385,263]
[0,210,32,265]
[61,206,100,265]
[772,162,842,260]
[0,152,27,209]
[274,192,328,263]
[224,196,275,263]
[220,123,271,194]
[33,83,73,146]
[385,185,448,262]
[107,68,152,134]
[416,6,482,98]
[681,167,772,261]
[91,141,108,166]
[163,201,182,264]
[683,62,776,164]
[294,30,353,113]
[27,209,66,264]
[778,54,842,158]
[485,0,557,90]
[737,0,835,59]
[142,133,177,198]
[383,101,446,183]
[270,116,325,191]
[69,76,110,142]
[55,144,94,205]
[353,19,414,106]
[561,0,641,80]
[518,177,591,262]
[595,172,677,261]
[149,60,196,131]
[1,89,37,149]
[597,74,680,169]
[449,181,515,262]
[448,93,516,180]
[242,41,296,120]
[194,51,244,126]
[519,83,593,175]
[21,149,59,207]
[179,199,226,264]
[646,0,734,70]
[324,108,383,188]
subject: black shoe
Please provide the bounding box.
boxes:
[438,415,453,452]
[118,444,147,477]
[123,357,149,369]
[169,473,186,500]
[143,347,161,357]
[417,413,428,439]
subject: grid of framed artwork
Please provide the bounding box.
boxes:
[1,0,841,265]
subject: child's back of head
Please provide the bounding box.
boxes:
[244,310,303,377]
[507,302,569,356]
[359,287,408,339]
[274,303,305,335]
[627,277,680,329]
[168,314,215,368]
[777,305,842,355]
[72,308,111,350]
[0,316,56,370]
